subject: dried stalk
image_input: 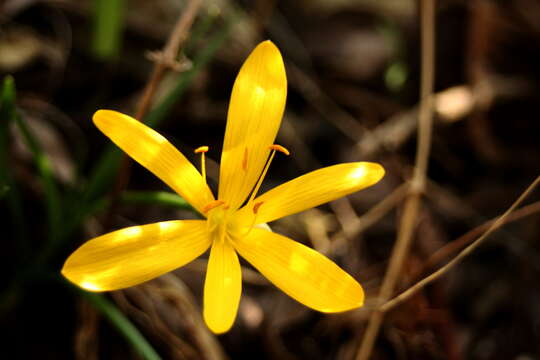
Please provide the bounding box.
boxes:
[417,199,540,279]
[380,176,540,312]
[107,0,202,222]
[355,0,436,358]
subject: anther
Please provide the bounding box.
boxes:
[269,144,290,156]
[194,146,209,154]
[253,201,264,214]
[202,200,225,213]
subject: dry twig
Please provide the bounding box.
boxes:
[106,0,202,224]
[380,176,540,313]
[355,0,436,358]
[135,0,202,120]
[329,183,409,255]
[287,64,368,141]
[150,274,227,360]
[412,199,540,282]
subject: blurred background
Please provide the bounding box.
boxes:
[1,0,540,359]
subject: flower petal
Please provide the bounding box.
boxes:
[236,162,384,224]
[62,220,210,291]
[203,240,242,334]
[218,40,287,210]
[234,229,364,312]
[93,110,214,214]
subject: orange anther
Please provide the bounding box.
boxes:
[194,146,209,154]
[253,201,264,214]
[202,200,225,213]
[269,144,290,156]
[242,147,248,171]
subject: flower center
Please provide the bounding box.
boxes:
[206,202,251,244]
[206,204,230,244]
[198,143,290,241]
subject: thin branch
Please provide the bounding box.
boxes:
[357,78,531,158]
[328,183,409,255]
[355,1,436,359]
[153,274,227,360]
[380,176,540,313]
[106,0,202,225]
[416,199,540,279]
[135,0,202,120]
[287,64,368,141]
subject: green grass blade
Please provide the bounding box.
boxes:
[121,190,193,210]
[0,76,28,246]
[84,146,122,203]
[92,0,126,60]
[90,191,194,213]
[15,114,62,241]
[0,76,15,116]
[183,8,219,56]
[79,290,162,360]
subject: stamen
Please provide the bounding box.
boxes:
[194,146,209,182]
[242,147,248,171]
[202,200,225,213]
[247,144,290,204]
[253,201,264,214]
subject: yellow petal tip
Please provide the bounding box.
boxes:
[350,162,385,188]
[92,109,136,130]
[61,265,105,292]
[205,319,233,335]
[257,39,277,51]
[204,307,236,334]
[92,109,114,126]
[244,40,286,90]
[318,281,365,313]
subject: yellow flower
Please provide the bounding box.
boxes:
[62,41,385,334]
